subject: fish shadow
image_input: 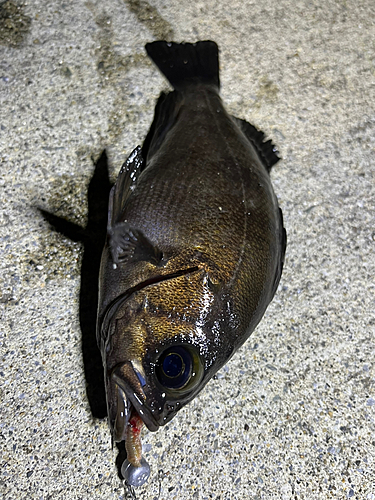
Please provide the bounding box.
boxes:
[41,151,146,486]
[40,151,111,419]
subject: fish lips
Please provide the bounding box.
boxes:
[109,353,207,436]
[110,361,160,433]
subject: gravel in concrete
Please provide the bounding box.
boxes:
[1,0,374,498]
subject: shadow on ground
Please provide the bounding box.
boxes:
[40,151,111,419]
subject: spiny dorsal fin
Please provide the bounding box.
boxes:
[233,116,280,172]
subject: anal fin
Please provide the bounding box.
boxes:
[270,207,287,300]
[232,116,280,172]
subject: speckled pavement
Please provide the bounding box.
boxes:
[1,1,374,499]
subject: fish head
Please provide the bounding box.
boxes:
[101,266,234,439]
[106,342,206,438]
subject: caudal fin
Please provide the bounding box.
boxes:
[145,41,220,90]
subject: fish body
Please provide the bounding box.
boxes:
[97,41,286,471]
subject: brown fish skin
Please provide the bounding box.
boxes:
[97,42,286,440]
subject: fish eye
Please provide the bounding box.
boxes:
[156,345,203,393]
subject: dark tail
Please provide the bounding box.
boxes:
[145,41,220,90]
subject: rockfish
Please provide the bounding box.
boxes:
[97,40,286,486]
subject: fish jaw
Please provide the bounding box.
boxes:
[107,360,197,433]
[106,364,151,470]
[108,361,160,435]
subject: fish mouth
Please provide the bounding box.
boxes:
[110,361,159,436]
[126,392,160,433]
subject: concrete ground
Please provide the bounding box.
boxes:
[1,0,374,499]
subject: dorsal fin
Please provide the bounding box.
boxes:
[233,117,280,172]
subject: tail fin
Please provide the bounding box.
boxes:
[145,41,220,90]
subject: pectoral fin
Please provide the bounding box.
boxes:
[107,146,164,266]
[108,222,164,266]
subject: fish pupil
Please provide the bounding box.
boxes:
[156,346,193,389]
[163,353,184,378]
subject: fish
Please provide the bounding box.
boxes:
[96,40,286,486]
